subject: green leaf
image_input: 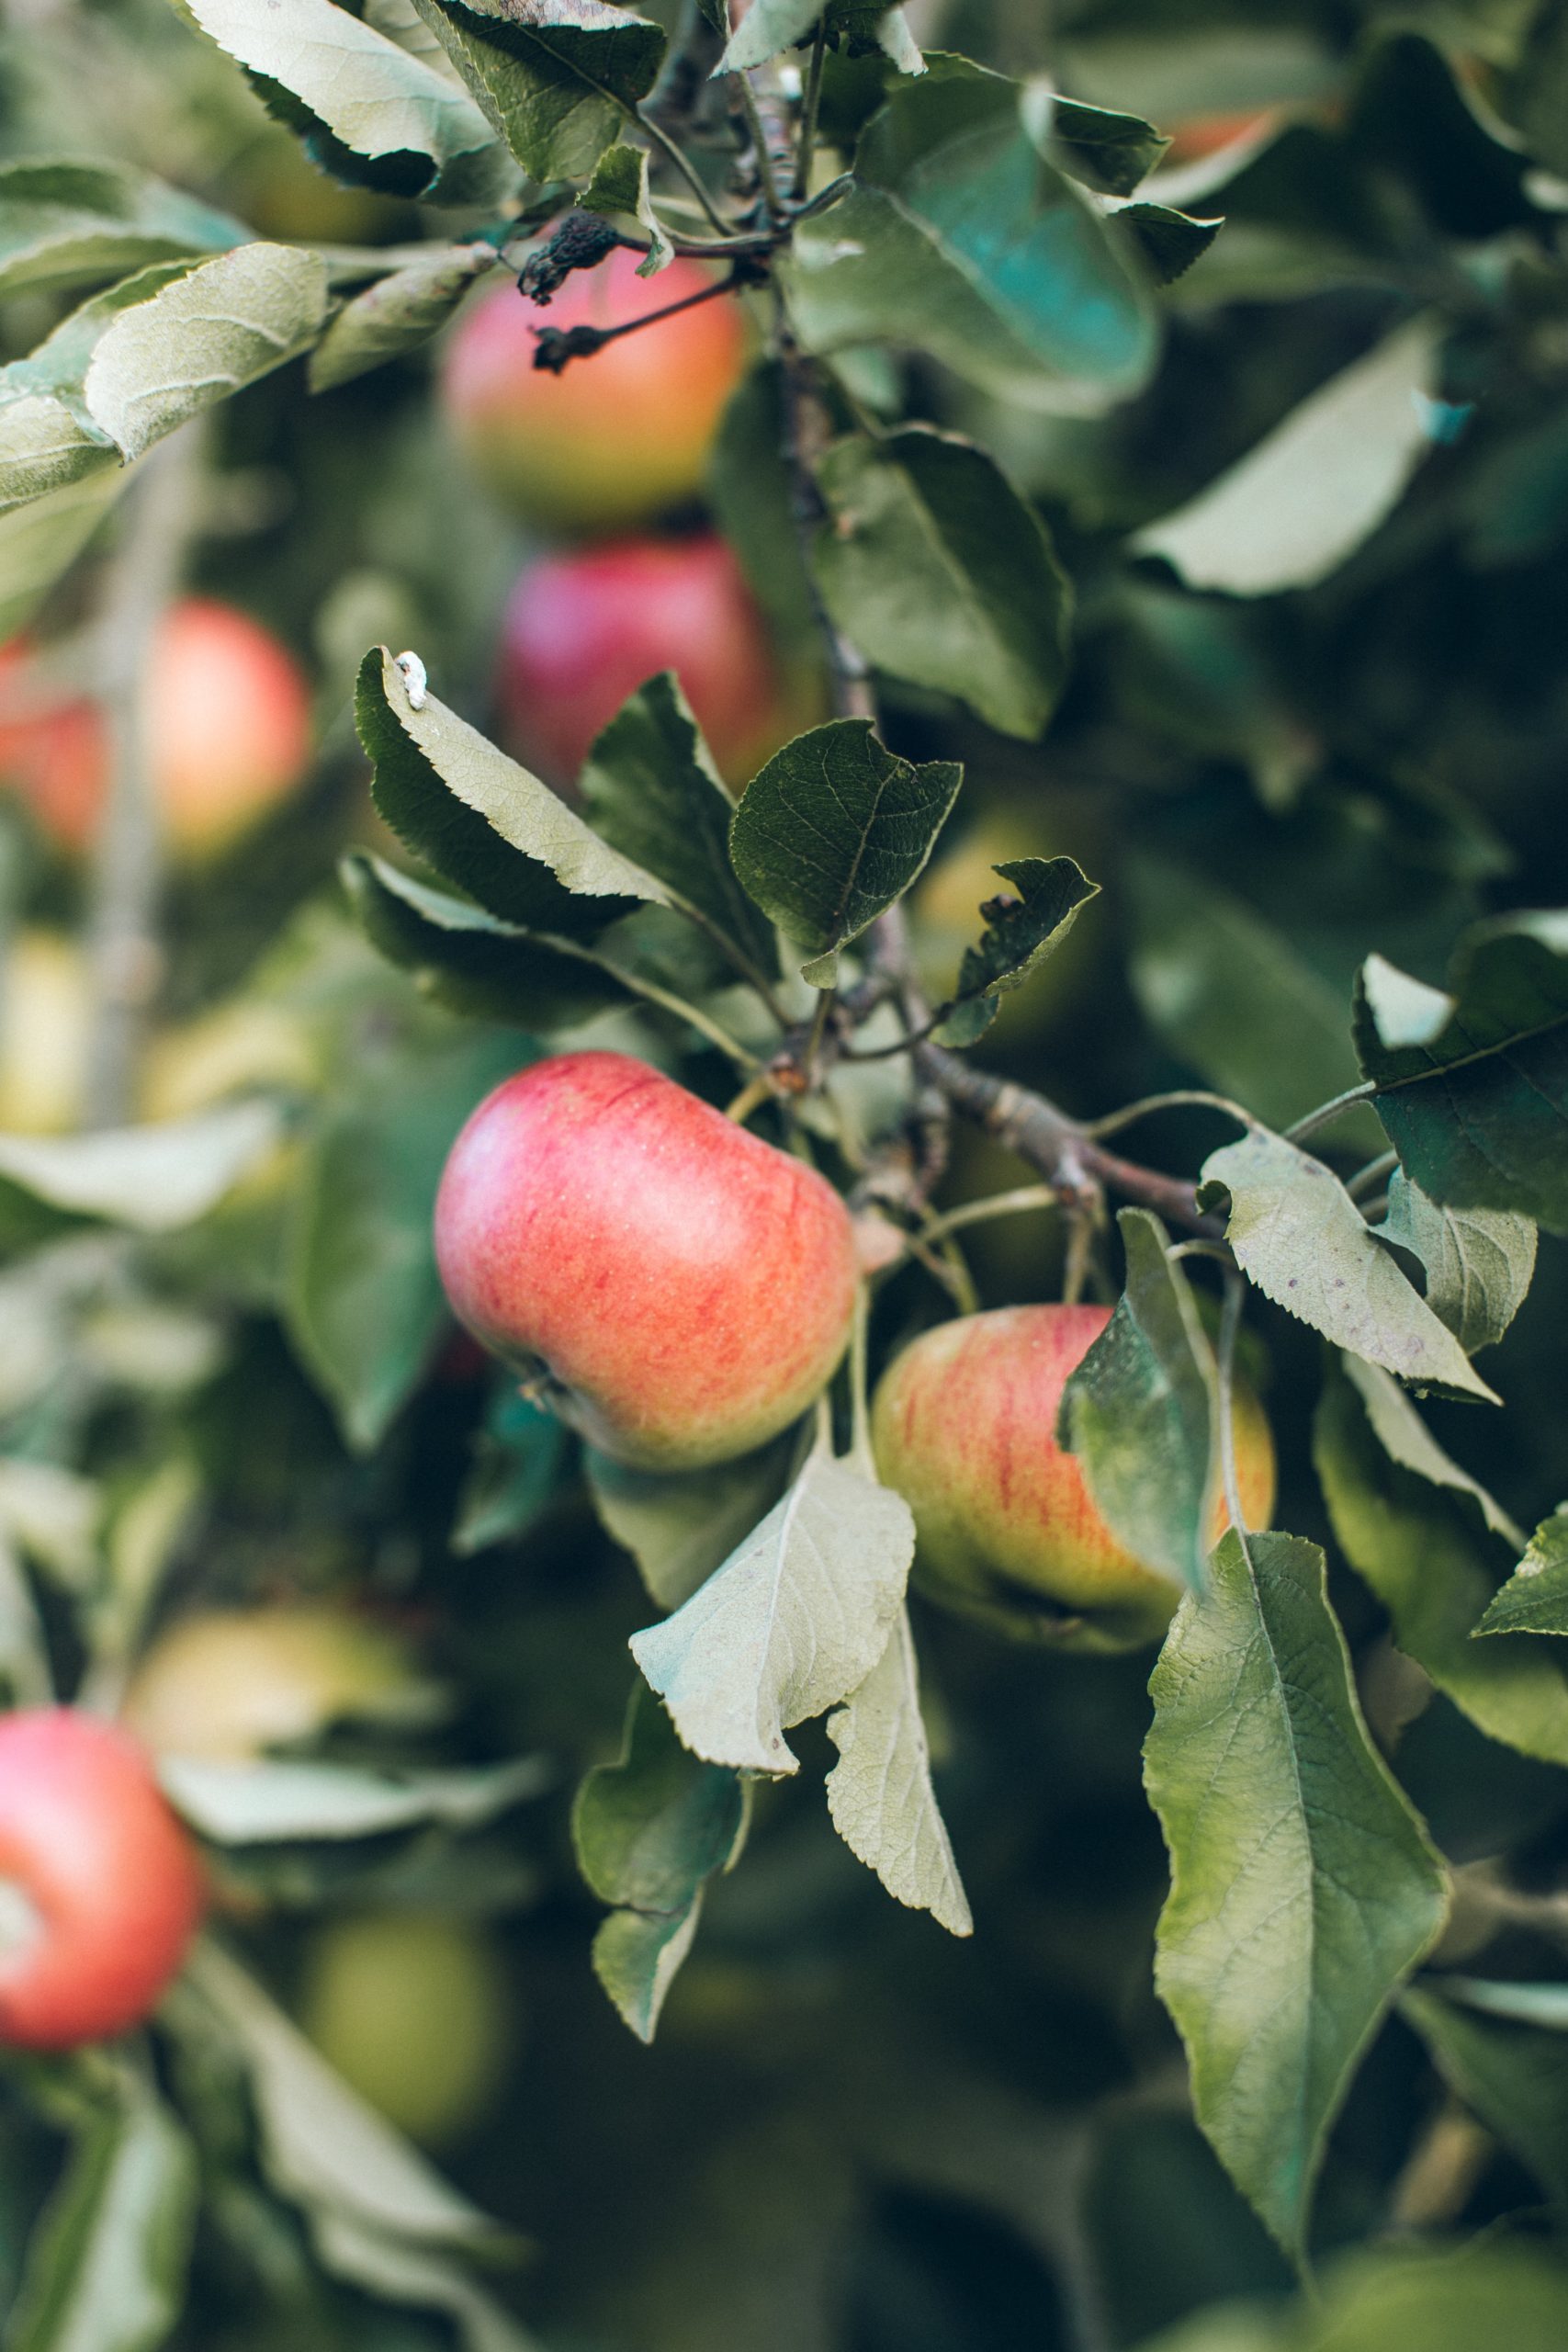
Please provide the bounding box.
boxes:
[1353,912,1568,1233]
[0,1102,280,1236]
[1200,1129,1497,1403]
[810,425,1071,740]
[628,1447,914,1775]
[7,2073,198,2352]
[181,0,510,204]
[578,673,778,981]
[932,854,1096,1047]
[586,1440,794,1611]
[304,2211,541,2352]
[342,853,633,1030]
[1126,859,1374,1138]
[1337,1354,1525,1551]
[1401,1984,1568,2220]
[186,1940,505,2248]
[310,244,501,393]
[1059,1208,1220,1598]
[728,718,961,986]
[825,1605,971,1937]
[1135,316,1442,594]
[355,647,657,933]
[410,0,665,182]
[0,468,123,639]
[579,144,671,274]
[82,244,329,463]
[160,1754,546,1844]
[1114,200,1224,286]
[284,1027,521,1450]
[0,159,243,300]
[453,1382,567,1555]
[0,266,197,514]
[1436,1977,1568,2029]
[1293,2244,1568,2352]
[1378,1170,1536,1355]
[706,361,822,648]
[1145,1528,1449,2261]
[1476,1509,1568,1637]
[784,62,1155,412]
[1031,92,1168,198]
[574,1683,745,2040]
[1314,1361,1568,1767]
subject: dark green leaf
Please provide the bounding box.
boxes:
[310,245,501,394]
[1354,913,1568,1234]
[1145,1528,1448,2260]
[1314,1360,1568,1766]
[1402,1984,1568,2220]
[1200,1129,1496,1403]
[810,425,1072,740]
[1116,200,1224,286]
[1338,1354,1524,1551]
[1378,1170,1536,1356]
[784,61,1155,411]
[585,1441,795,1611]
[284,1025,522,1450]
[728,718,961,986]
[1032,93,1168,198]
[453,1382,568,1555]
[411,0,665,182]
[578,143,671,273]
[182,0,510,204]
[7,2075,197,2352]
[0,160,242,300]
[706,361,823,649]
[1477,1510,1568,1638]
[341,852,631,1029]
[933,854,1096,1047]
[575,1683,745,2041]
[1060,1208,1218,1597]
[578,673,778,981]
[355,647,654,934]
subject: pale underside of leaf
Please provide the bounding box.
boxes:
[826,1606,972,1936]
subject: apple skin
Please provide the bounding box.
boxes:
[495,532,812,791]
[0,1710,205,2049]
[122,1607,426,1765]
[441,247,744,535]
[873,1305,1277,1653]
[299,1912,513,2149]
[434,1051,859,1472]
[0,928,92,1135]
[0,599,311,860]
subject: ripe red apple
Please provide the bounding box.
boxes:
[494,532,812,790]
[873,1305,1277,1652]
[0,598,311,860]
[440,246,744,535]
[434,1051,859,1471]
[0,1709,205,2048]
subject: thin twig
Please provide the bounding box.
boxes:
[634,102,733,236]
[1283,1080,1379,1147]
[735,70,785,218]
[82,424,205,1129]
[794,17,829,197]
[1082,1088,1254,1141]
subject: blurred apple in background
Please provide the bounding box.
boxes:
[0,600,312,862]
[299,1911,514,2148]
[495,533,817,791]
[0,928,92,1135]
[123,1605,434,1764]
[441,247,745,537]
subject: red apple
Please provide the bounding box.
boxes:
[440,246,744,535]
[434,1051,859,1471]
[0,1709,205,2049]
[0,598,311,860]
[494,532,810,790]
[873,1305,1277,1652]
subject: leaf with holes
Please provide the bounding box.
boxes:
[933,855,1096,1047]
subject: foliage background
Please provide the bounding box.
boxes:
[2,1,1568,2347]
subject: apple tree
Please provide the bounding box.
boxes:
[1,2,1567,2347]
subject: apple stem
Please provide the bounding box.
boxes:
[724,1070,776,1124]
